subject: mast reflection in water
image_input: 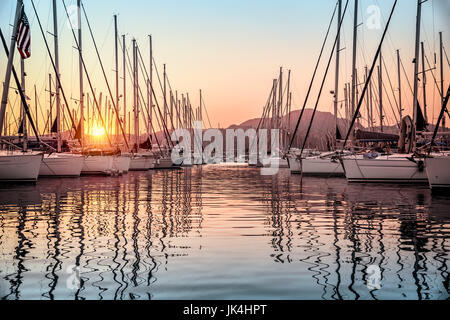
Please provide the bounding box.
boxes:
[0,165,448,300]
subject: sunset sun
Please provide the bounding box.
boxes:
[91,124,106,137]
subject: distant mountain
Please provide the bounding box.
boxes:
[228,109,369,149]
[228,108,448,150]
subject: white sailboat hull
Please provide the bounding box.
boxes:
[425,157,450,189]
[302,157,344,175]
[262,157,289,168]
[342,155,428,183]
[287,156,301,173]
[39,153,84,177]
[112,156,131,174]
[0,152,43,182]
[129,155,155,171]
[155,156,175,169]
[287,154,344,175]
[81,156,113,175]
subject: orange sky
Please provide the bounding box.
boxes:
[0,0,449,134]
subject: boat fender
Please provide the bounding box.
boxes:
[417,160,424,172]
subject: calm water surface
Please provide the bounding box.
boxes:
[0,164,448,300]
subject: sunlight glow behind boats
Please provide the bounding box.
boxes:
[91,124,106,137]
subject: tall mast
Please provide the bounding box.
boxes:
[176,91,180,129]
[187,93,191,130]
[53,0,62,152]
[351,0,358,122]
[334,0,342,140]
[421,41,427,123]
[122,34,127,142]
[378,52,383,132]
[48,74,52,134]
[412,0,422,146]
[34,84,38,134]
[365,66,370,128]
[170,90,174,131]
[285,70,291,149]
[199,89,203,124]
[439,32,445,131]
[78,0,84,147]
[163,64,167,126]
[86,92,89,140]
[397,49,402,121]
[21,58,27,150]
[344,83,348,127]
[278,67,283,130]
[271,79,277,130]
[149,35,153,137]
[0,0,23,136]
[114,14,119,143]
[181,94,185,128]
[133,39,139,150]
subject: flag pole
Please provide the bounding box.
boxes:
[0,0,23,137]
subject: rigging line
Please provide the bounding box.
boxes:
[91,19,114,75]
[343,0,398,150]
[425,52,443,97]
[444,46,450,67]
[300,0,349,157]
[137,48,175,147]
[0,27,42,144]
[288,0,339,151]
[34,86,47,135]
[7,97,19,132]
[162,74,186,128]
[151,56,179,136]
[145,54,181,137]
[399,55,414,97]
[381,72,400,128]
[373,0,398,74]
[60,0,112,147]
[428,85,450,155]
[133,47,165,156]
[135,72,164,156]
[81,1,129,149]
[164,74,197,130]
[150,57,174,129]
[381,57,400,112]
[382,86,398,128]
[135,47,174,149]
[30,0,77,140]
[257,83,276,131]
[200,95,212,129]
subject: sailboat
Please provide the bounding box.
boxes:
[265,69,291,169]
[37,0,84,177]
[425,85,450,190]
[255,69,290,169]
[341,0,430,184]
[127,38,156,171]
[0,150,43,182]
[0,0,43,182]
[40,153,84,177]
[426,156,450,190]
[287,0,347,176]
[61,0,117,175]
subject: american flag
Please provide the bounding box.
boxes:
[16,6,31,59]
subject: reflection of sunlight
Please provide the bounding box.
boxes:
[91,124,106,137]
